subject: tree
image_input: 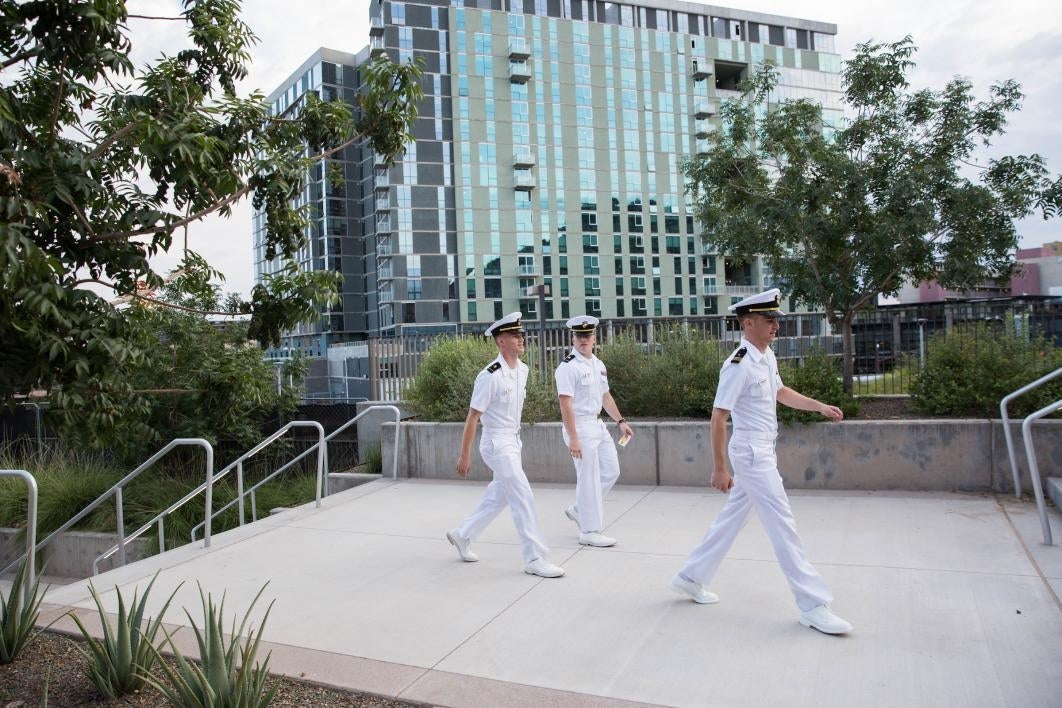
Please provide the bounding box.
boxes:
[685,37,1061,391]
[53,256,308,458]
[0,0,422,440]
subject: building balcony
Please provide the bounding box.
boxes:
[518,264,537,276]
[376,235,392,255]
[703,283,766,296]
[691,62,713,81]
[509,61,531,83]
[374,174,389,190]
[372,151,388,167]
[694,100,718,119]
[369,16,384,36]
[375,196,390,212]
[509,37,530,59]
[376,214,391,233]
[513,172,536,191]
[695,118,713,138]
[695,139,710,156]
[370,36,387,57]
[513,150,535,168]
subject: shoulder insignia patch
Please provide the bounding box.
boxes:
[562,354,576,363]
[730,347,747,364]
[486,361,501,373]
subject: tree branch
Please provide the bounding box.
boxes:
[1,46,42,70]
[128,292,243,318]
[47,56,68,148]
[851,268,900,312]
[88,123,136,160]
[127,14,184,20]
[90,185,252,242]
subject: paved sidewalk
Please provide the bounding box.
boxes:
[38,479,1062,707]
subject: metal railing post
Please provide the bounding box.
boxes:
[1022,398,1061,546]
[203,443,214,549]
[114,487,126,567]
[0,471,37,604]
[1000,367,1062,497]
[157,517,166,554]
[237,461,245,526]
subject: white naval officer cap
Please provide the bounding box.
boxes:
[728,287,787,318]
[565,315,599,335]
[484,311,524,337]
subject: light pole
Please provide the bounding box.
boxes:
[917,318,927,370]
[527,282,550,375]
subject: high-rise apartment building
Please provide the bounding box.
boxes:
[255,0,842,353]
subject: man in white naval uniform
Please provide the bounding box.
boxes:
[446,312,565,578]
[555,315,634,547]
[669,289,853,635]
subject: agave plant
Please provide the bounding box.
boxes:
[149,582,278,708]
[69,572,181,699]
[0,558,46,664]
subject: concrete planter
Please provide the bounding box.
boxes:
[0,529,154,578]
[381,419,1061,493]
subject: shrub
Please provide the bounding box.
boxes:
[70,573,180,698]
[362,442,382,475]
[598,327,725,418]
[0,558,45,664]
[0,442,319,551]
[911,324,1062,417]
[404,335,556,422]
[778,348,860,423]
[150,583,278,708]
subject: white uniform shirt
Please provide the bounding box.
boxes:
[469,355,527,433]
[713,338,784,434]
[554,349,609,418]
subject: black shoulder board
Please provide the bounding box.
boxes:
[486,361,501,373]
[562,354,576,363]
[730,347,747,364]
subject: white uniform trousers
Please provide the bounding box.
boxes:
[679,433,832,612]
[563,419,621,533]
[456,432,551,564]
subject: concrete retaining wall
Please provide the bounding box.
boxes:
[382,419,1061,493]
[0,529,154,578]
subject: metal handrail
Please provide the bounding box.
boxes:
[187,421,325,542]
[1022,397,1061,545]
[1,439,213,578]
[189,405,401,539]
[96,421,325,572]
[1000,367,1062,496]
[0,470,37,604]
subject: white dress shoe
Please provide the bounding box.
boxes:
[578,531,616,547]
[564,505,579,526]
[799,605,852,635]
[524,558,565,578]
[446,529,478,562]
[669,574,719,604]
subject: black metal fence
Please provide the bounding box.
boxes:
[360,298,1062,399]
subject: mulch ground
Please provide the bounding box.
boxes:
[0,631,422,707]
[851,396,923,420]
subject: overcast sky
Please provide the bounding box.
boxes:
[127,0,1062,297]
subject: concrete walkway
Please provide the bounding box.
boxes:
[37,479,1062,707]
